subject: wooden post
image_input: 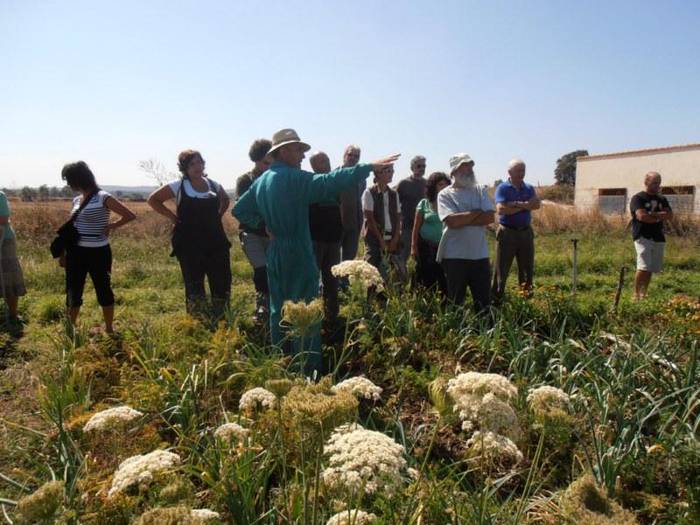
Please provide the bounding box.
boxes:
[571,238,579,297]
[612,266,626,314]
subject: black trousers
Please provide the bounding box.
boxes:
[313,240,340,324]
[415,238,447,295]
[441,258,491,313]
[65,245,114,308]
[176,247,232,318]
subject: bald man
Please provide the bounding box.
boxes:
[630,172,673,300]
[492,158,540,300]
[309,151,342,328]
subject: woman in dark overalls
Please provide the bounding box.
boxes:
[148,150,231,319]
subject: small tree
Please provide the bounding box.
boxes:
[20,186,36,202]
[138,159,176,186]
[38,184,50,201]
[554,150,588,186]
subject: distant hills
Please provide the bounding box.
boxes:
[102,185,157,196]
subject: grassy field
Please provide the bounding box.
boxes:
[0,201,698,524]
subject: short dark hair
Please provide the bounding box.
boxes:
[177,150,204,177]
[249,139,272,162]
[61,161,98,192]
[426,171,450,201]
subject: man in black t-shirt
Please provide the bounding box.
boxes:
[308,151,342,328]
[629,171,673,300]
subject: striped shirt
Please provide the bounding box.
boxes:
[71,191,111,247]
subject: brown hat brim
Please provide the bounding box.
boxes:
[267,140,311,155]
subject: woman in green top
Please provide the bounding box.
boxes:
[410,172,450,294]
[0,191,26,321]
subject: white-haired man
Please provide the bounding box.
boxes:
[492,158,540,300]
[338,145,363,261]
[630,171,673,300]
[437,154,495,313]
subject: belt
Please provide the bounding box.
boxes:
[501,224,530,231]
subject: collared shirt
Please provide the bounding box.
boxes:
[436,185,494,261]
[495,180,535,227]
[362,187,393,235]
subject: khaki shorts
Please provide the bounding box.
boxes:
[634,237,665,273]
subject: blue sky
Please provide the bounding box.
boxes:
[2,0,699,189]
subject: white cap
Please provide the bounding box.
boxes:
[449,153,474,174]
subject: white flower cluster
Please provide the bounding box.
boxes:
[446,372,519,436]
[465,431,524,466]
[527,385,570,417]
[108,450,181,498]
[214,422,249,442]
[331,260,384,291]
[83,406,143,432]
[322,424,406,495]
[239,387,277,413]
[447,372,524,469]
[191,508,221,522]
[331,376,383,402]
[326,509,377,525]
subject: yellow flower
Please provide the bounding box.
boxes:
[281,298,324,337]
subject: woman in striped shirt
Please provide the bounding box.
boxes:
[60,161,136,334]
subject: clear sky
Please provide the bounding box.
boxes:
[2,0,699,189]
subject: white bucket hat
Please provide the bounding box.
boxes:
[267,128,311,154]
[449,153,474,174]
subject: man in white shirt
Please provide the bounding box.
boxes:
[361,165,401,280]
[437,154,495,312]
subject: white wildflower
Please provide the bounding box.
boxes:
[322,425,407,495]
[465,430,524,468]
[447,372,519,436]
[326,509,377,525]
[108,449,181,498]
[331,376,382,402]
[214,422,249,442]
[527,385,570,417]
[475,393,520,439]
[239,387,277,413]
[331,260,384,291]
[191,508,221,522]
[83,406,143,432]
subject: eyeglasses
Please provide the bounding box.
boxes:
[414,164,426,168]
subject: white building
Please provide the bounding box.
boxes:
[575,143,700,215]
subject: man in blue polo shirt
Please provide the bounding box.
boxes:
[492,158,540,300]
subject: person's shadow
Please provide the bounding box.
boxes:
[0,313,24,368]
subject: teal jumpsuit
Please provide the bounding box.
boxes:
[233,161,372,375]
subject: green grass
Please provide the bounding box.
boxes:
[0,229,698,524]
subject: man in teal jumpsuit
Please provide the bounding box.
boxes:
[233,128,399,376]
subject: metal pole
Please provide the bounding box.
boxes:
[612,265,626,314]
[571,238,579,297]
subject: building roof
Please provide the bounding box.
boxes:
[578,143,700,162]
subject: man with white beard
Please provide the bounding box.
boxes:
[436,154,495,313]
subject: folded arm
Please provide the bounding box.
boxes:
[444,210,494,228]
